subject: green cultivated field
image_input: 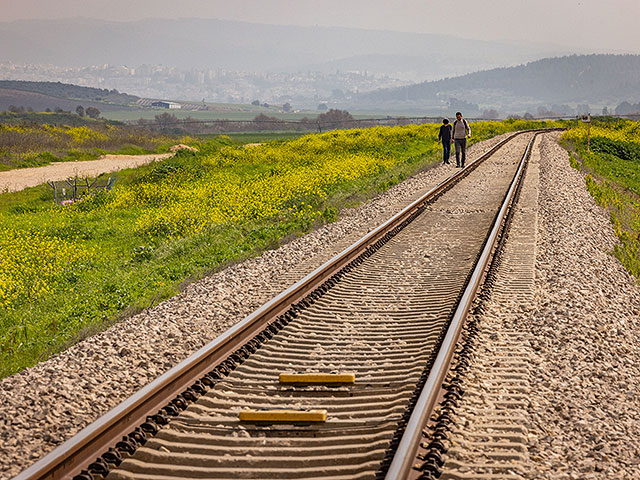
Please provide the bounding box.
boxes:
[102,108,321,122]
[101,106,393,123]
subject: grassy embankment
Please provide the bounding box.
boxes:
[562,118,640,279]
[213,131,309,144]
[0,119,563,378]
[0,113,184,172]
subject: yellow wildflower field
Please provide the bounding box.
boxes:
[0,228,93,309]
[562,118,640,144]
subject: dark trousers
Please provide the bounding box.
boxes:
[454,138,467,167]
[442,140,451,163]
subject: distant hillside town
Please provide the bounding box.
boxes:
[0,62,407,110]
[1,54,639,119]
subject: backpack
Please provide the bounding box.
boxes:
[453,118,470,134]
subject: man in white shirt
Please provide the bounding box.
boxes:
[452,111,471,168]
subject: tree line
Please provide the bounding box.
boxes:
[5,104,101,118]
[136,109,361,134]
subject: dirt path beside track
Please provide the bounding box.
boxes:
[0,153,173,193]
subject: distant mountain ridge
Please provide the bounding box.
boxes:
[0,17,575,78]
[0,80,140,112]
[0,80,138,104]
[356,54,640,113]
[3,55,639,116]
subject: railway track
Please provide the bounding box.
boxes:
[14,130,550,480]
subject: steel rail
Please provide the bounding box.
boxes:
[384,132,540,480]
[13,129,541,480]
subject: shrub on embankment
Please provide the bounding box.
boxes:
[0,119,563,378]
[0,117,181,171]
[562,117,640,279]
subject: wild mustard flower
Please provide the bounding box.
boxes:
[0,228,93,309]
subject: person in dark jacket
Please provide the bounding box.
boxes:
[438,118,452,164]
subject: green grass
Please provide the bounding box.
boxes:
[0,111,107,126]
[0,216,309,377]
[209,131,309,144]
[561,119,640,281]
[0,120,184,171]
[584,174,640,278]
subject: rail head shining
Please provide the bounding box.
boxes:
[384,132,540,480]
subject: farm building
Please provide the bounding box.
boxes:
[151,101,181,109]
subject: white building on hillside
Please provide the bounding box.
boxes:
[151,101,181,109]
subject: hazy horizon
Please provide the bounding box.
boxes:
[1,0,638,114]
[1,0,639,54]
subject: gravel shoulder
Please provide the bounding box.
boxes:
[0,153,172,193]
[440,132,640,479]
[527,133,640,479]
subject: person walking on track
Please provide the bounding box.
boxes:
[438,118,452,164]
[452,111,471,168]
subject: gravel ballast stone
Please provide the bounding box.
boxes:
[527,132,640,479]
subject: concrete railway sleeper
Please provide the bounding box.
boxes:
[13,130,553,480]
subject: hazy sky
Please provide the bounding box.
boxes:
[1,0,639,53]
